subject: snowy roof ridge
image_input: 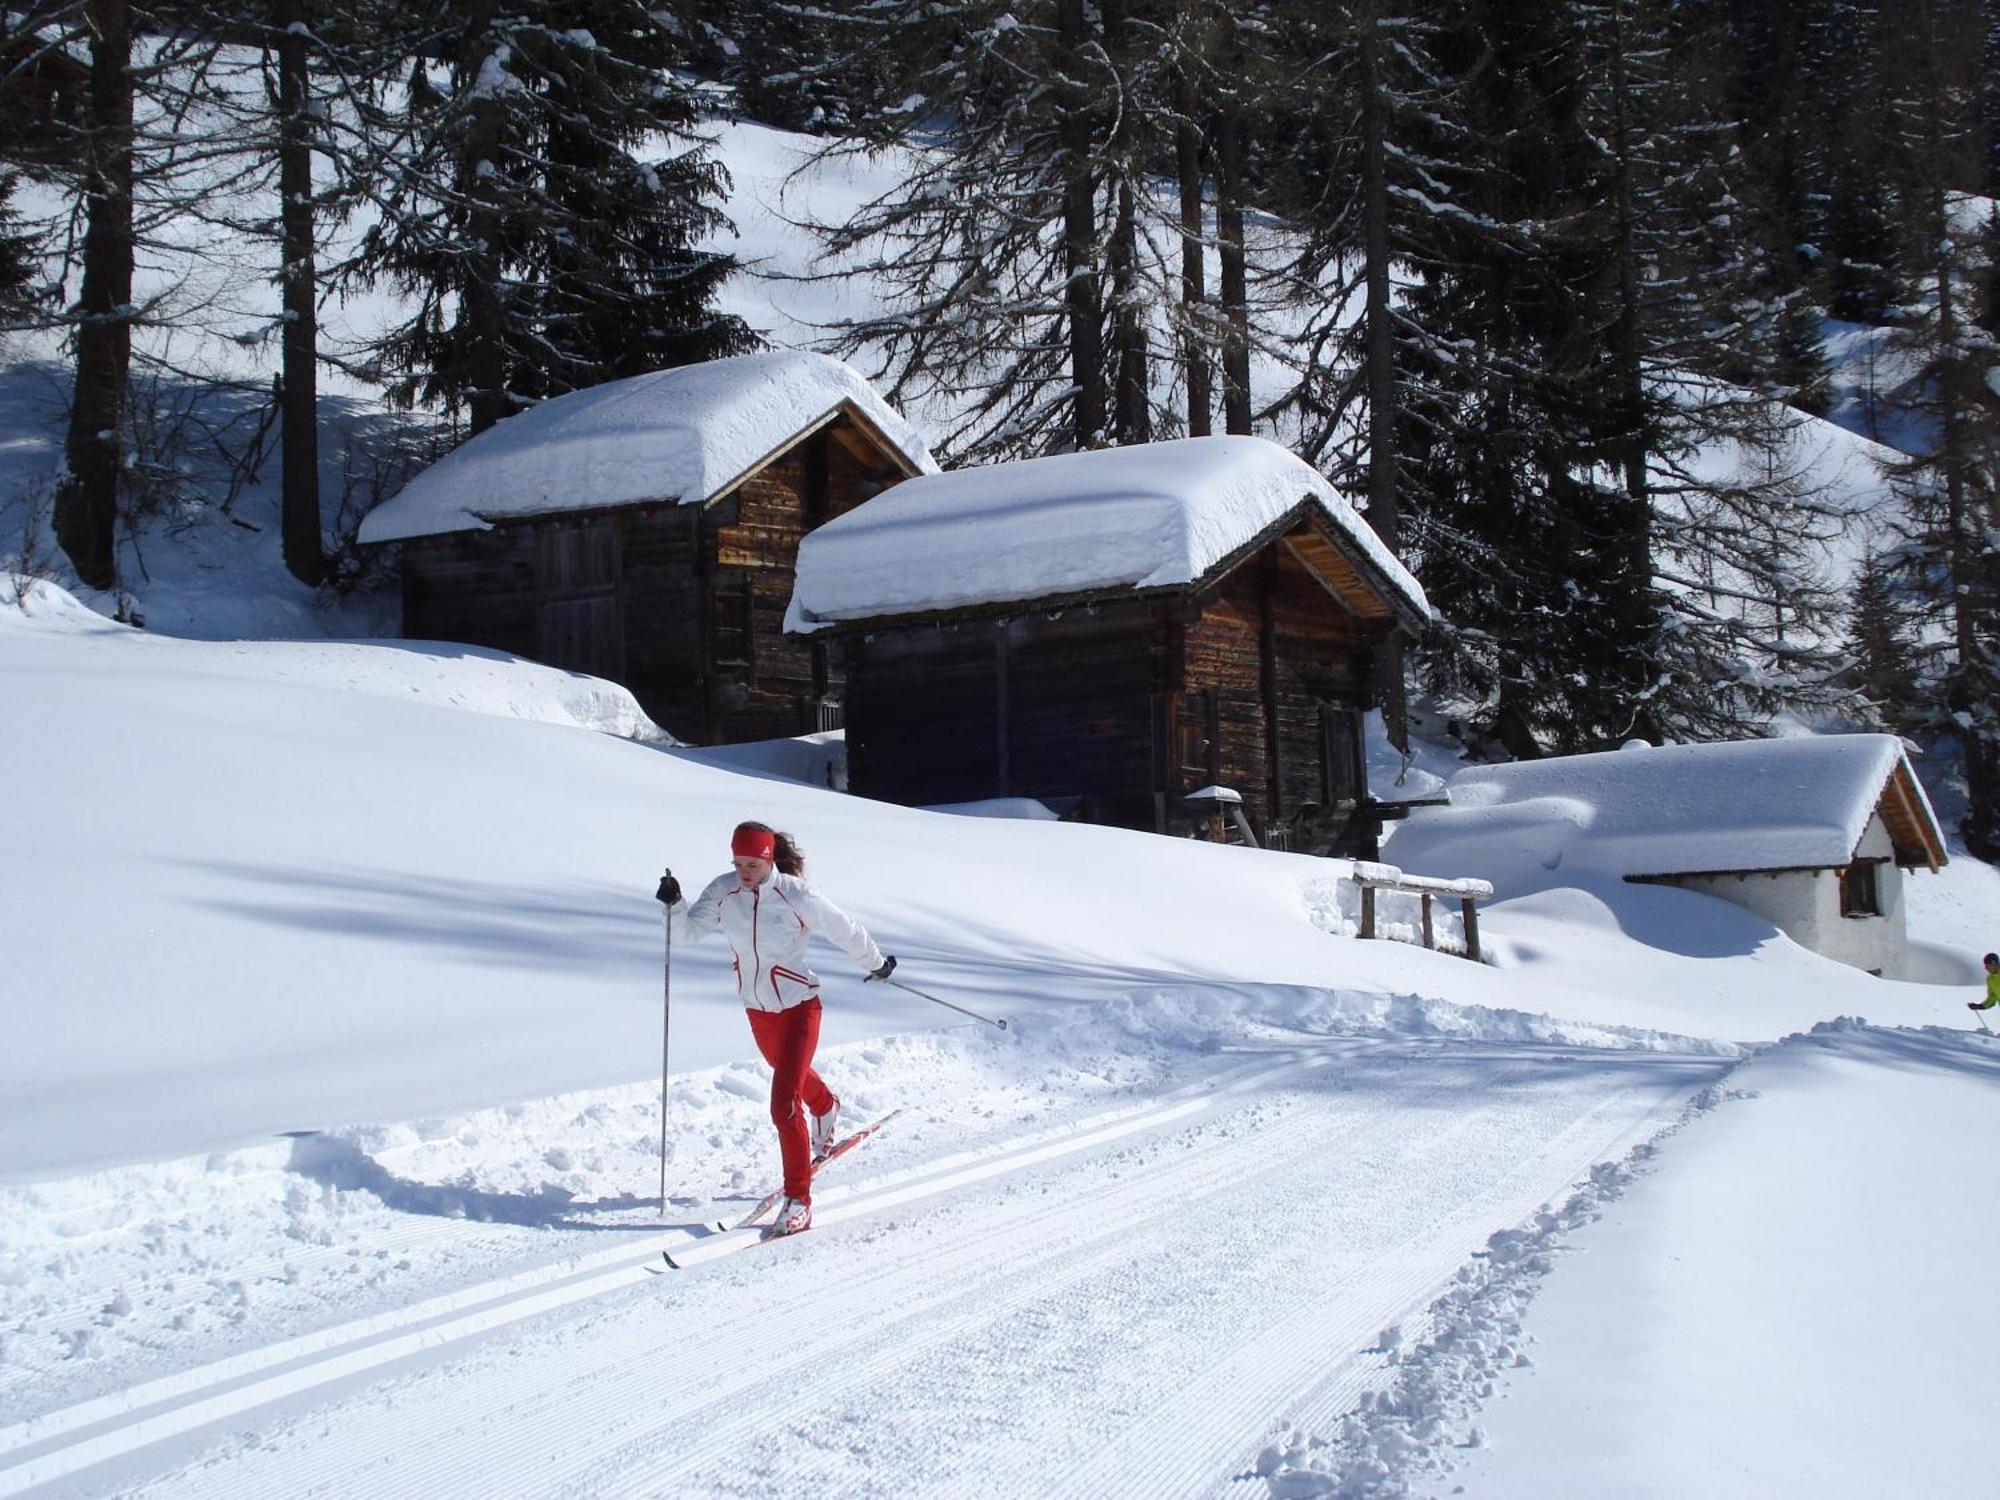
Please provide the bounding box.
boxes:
[783,435,1428,633]
[1392,733,1946,885]
[358,351,936,544]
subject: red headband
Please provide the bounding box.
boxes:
[731,827,777,861]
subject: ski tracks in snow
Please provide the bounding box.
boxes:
[2,1038,1730,1499]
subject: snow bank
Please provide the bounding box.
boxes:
[357,351,936,543]
[1,576,673,741]
[923,797,1061,820]
[1387,734,1935,887]
[1445,1023,2000,1499]
[1253,1075,1735,1497]
[786,435,1428,631]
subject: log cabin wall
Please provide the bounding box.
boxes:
[703,421,903,743]
[843,603,1166,825]
[398,412,912,747]
[402,505,708,738]
[1175,562,1269,830]
[1270,543,1381,850]
[615,505,706,737]
[1177,539,1387,854]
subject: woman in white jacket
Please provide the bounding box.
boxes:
[656,822,894,1236]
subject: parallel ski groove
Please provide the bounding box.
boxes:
[0,1045,1343,1496]
[1048,1071,1699,1500]
[129,1070,1358,1500]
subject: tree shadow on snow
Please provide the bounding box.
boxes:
[163,858,665,975]
[283,1130,712,1234]
[1801,1022,2000,1085]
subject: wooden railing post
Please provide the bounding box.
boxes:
[1348,868,1491,962]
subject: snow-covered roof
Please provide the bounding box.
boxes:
[1386,735,1947,889]
[784,435,1428,633]
[358,352,936,544]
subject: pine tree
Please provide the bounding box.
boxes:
[796,0,1288,461]
[1573,0,1851,742]
[40,0,136,591]
[1269,1,1460,551]
[0,174,44,335]
[350,2,751,436]
[1845,549,1922,726]
[1876,0,2000,856]
[1389,0,1652,757]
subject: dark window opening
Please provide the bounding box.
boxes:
[1839,861,1881,918]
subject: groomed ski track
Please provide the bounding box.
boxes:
[3,1036,1730,1499]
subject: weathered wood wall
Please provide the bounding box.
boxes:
[839,528,1391,854]
[1176,540,1384,852]
[844,603,1166,825]
[403,504,707,735]
[397,414,909,746]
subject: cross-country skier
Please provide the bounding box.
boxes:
[655,822,895,1236]
[1970,952,2000,1018]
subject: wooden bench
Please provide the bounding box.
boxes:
[1350,863,1495,962]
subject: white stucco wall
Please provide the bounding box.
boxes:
[1661,813,1909,978]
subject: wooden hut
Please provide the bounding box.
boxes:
[358,353,934,744]
[785,436,1431,855]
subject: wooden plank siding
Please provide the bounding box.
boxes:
[844,604,1168,825]
[395,411,911,746]
[839,526,1397,856]
[1172,539,1385,850]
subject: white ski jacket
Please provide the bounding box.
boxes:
[670,870,885,1012]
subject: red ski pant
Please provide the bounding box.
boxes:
[746,999,835,1202]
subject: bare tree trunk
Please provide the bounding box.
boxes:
[275,0,323,586]
[1110,172,1149,442]
[1934,161,1994,854]
[1056,0,1106,449]
[1215,100,1250,435]
[1175,62,1211,438]
[1357,18,1398,548]
[1103,0,1148,444]
[462,105,508,436]
[1606,0,1648,524]
[1357,16,1409,750]
[54,0,135,591]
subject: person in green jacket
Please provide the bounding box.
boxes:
[1972,953,2000,1015]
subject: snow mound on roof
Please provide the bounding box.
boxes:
[1385,734,1931,891]
[358,352,936,544]
[786,435,1426,631]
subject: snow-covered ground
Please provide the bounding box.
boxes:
[4,579,1999,1497]
[3,74,1997,1500]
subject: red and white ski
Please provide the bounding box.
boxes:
[661,1111,902,1268]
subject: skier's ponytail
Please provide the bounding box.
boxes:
[734,819,805,876]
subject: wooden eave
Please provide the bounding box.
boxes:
[796,494,1426,638]
[1879,760,1948,871]
[700,399,924,509]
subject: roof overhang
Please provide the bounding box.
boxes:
[794,494,1426,637]
[407,399,926,539]
[1622,758,1948,881]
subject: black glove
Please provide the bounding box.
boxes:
[655,871,681,906]
[866,955,898,983]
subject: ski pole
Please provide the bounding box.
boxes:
[659,870,674,1212]
[884,975,1009,1031]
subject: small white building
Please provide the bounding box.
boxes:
[1385,735,1948,978]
